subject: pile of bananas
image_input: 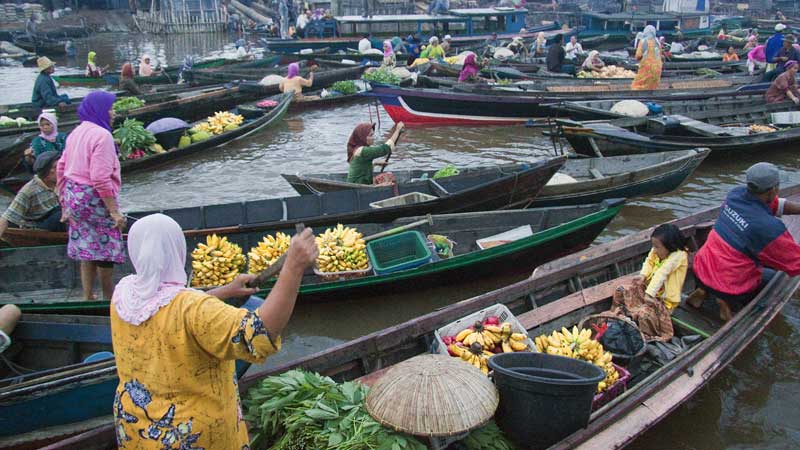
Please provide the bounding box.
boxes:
[248,232,291,274]
[749,124,776,134]
[443,319,531,375]
[191,111,244,136]
[191,234,246,287]
[534,326,619,392]
[315,224,369,273]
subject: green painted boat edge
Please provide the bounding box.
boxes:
[12,202,623,312]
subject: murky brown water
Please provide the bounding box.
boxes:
[3,32,799,449]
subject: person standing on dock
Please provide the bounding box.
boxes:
[631,25,663,90]
[0,152,65,241]
[31,57,70,111]
[687,162,800,321]
[362,0,374,18]
[57,91,127,301]
[109,214,319,449]
[765,60,800,104]
[279,0,290,38]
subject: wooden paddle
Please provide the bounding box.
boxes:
[363,214,433,242]
[379,124,405,173]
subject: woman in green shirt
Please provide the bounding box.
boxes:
[346,121,405,185]
[23,112,67,173]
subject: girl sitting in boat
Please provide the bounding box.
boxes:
[23,112,66,172]
[723,46,740,62]
[346,121,405,185]
[608,224,688,341]
[85,51,107,78]
[279,62,316,100]
[458,53,484,82]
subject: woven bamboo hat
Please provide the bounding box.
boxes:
[365,354,498,437]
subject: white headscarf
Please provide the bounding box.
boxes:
[112,214,197,325]
[582,50,603,69]
[640,25,660,59]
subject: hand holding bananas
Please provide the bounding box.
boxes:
[534,326,620,392]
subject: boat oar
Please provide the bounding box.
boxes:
[380,126,405,173]
[363,214,433,243]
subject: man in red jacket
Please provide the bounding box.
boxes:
[688,162,800,321]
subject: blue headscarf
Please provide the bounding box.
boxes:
[78,91,116,131]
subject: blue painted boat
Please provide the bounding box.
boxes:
[577,11,714,41]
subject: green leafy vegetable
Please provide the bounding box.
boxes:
[243,370,426,450]
[363,68,402,85]
[113,118,156,160]
[433,164,460,179]
[461,421,519,450]
[330,80,358,95]
[113,97,146,113]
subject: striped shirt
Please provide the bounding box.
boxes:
[1,176,59,228]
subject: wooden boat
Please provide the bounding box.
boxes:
[238,87,367,115]
[0,157,564,250]
[194,62,365,84]
[10,34,66,56]
[556,101,800,157]
[281,149,710,207]
[38,184,800,450]
[48,56,279,87]
[366,83,768,126]
[549,92,792,121]
[0,313,255,450]
[1,200,622,314]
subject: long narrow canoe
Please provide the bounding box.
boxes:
[37,185,800,450]
[0,157,565,249]
[282,149,709,207]
[1,202,621,315]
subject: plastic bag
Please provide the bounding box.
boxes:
[600,320,644,357]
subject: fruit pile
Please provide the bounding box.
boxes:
[315,224,369,273]
[577,65,637,79]
[190,234,246,287]
[749,124,776,134]
[190,111,244,138]
[442,317,530,374]
[534,326,620,392]
[248,232,291,274]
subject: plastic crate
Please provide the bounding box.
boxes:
[431,303,537,356]
[366,231,432,275]
[591,363,630,411]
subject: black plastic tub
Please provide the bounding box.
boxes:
[488,352,605,450]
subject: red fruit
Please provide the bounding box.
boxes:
[484,316,500,326]
[442,336,454,345]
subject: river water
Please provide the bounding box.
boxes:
[4,32,800,449]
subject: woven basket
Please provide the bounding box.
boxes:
[365,354,498,437]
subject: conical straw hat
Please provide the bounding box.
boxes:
[365,354,498,437]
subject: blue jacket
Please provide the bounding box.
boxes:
[766,32,785,63]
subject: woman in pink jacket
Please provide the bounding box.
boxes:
[57,91,127,301]
[747,44,767,75]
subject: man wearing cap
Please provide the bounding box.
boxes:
[765,24,787,71]
[766,59,800,104]
[764,34,800,81]
[0,152,65,242]
[31,57,70,110]
[688,163,800,321]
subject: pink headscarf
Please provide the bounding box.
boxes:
[383,40,394,57]
[458,52,480,82]
[112,214,198,325]
[287,62,300,79]
[38,112,58,142]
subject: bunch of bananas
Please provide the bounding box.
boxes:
[191,234,246,287]
[534,326,619,393]
[248,232,291,274]
[455,321,529,353]
[191,111,244,136]
[449,342,494,375]
[315,224,369,273]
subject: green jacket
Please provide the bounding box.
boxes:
[347,143,391,185]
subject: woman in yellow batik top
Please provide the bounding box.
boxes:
[631,25,663,90]
[110,213,318,449]
[609,224,688,341]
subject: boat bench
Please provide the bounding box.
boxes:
[12,321,112,345]
[649,114,749,137]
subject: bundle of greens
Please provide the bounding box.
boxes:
[457,421,518,450]
[243,370,426,450]
[433,165,459,179]
[330,80,358,95]
[363,68,401,85]
[113,118,157,160]
[112,97,146,113]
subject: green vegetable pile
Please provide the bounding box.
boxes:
[433,165,460,179]
[113,118,156,160]
[243,370,426,450]
[330,80,358,95]
[363,68,401,85]
[113,97,146,113]
[459,421,518,450]
[0,116,36,128]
